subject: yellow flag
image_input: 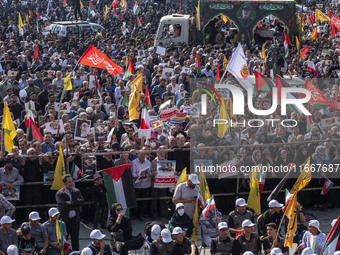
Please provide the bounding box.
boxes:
[104,5,109,19]
[217,98,230,138]
[284,192,298,247]
[192,202,199,244]
[80,0,84,9]
[247,168,261,215]
[18,12,24,34]
[26,14,29,25]
[56,220,61,244]
[128,73,143,121]
[261,44,266,61]
[315,9,330,22]
[290,157,311,194]
[63,73,72,91]
[51,146,66,190]
[175,168,187,190]
[223,55,228,70]
[195,0,200,30]
[221,15,228,23]
[311,27,318,40]
[198,170,211,202]
[296,36,300,50]
[121,0,125,8]
[2,102,17,153]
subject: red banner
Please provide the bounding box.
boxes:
[305,80,330,106]
[78,45,123,77]
[330,14,340,31]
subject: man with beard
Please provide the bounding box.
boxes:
[168,134,189,175]
[173,174,200,219]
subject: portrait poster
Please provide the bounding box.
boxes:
[82,156,97,175]
[1,186,20,200]
[54,102,71,113]
[154,160,176,188]
[45,120,65,135]
[135,167,152,184]
[74,119,91,141]
[95,123,109,141]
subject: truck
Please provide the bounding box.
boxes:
[154,0,295,46]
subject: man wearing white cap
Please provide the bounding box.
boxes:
[269,247,284,255]
[87,229,112,255]
[19,212,46,254]
[257,200,283,236]
[237,220,261,255]
[41,208,67,255]
[7,245,18,255]
[173,173,200,219]
[300,247,316,255]
[0,216,17,255]
[210,222,240,255]
[298,220,326,255]
[228,198,254,237]
[172,227,197,255]
[150,229,175,255]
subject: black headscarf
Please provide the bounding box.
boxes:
[110,203,121,221]
[107,203,133,241]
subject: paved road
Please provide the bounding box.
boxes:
[77,207,340,254]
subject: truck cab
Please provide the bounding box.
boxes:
[154,14,191,47]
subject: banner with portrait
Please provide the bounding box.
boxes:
[82,155,97,175]
[154,160,176,188]
[1,186,20,200]
[74,119,91,141]
[95,123,109,141]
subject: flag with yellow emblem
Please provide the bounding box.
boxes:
[63,73,72,91]
[217,98,230,137]
[247,168,261,215]
[51,146,66,190]
[315,9,330,22]
[128,73,143,121]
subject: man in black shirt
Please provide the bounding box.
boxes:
[257,200,283,236]
[92,173,107,229]
[172,227,197,255]
[8,94,23,121]
[210,222,239,255]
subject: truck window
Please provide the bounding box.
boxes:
[161,24,182,39]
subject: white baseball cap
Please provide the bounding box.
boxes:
[268,200,283,208]
[151,225,161,240]
[301,247,315,255]
[243,252,254,255]
[29,212,41,221]
[242,219,255,228]
[172,227,183,235]
[0,216,15,224]
[48,207,60,217]
[90,229,106,240]
[236,198,247,207]
[334,252,340,255]
[81,247,93,255]
[7,245,18,255]
[176,203,185,210]
[270,248,283,255]
[161,229,172,243]
[309,220,321,232]
[218,222,228,230]
[188,174,200,184]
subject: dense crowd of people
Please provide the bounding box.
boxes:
[0,0,340,254]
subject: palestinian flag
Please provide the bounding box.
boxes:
[123,58,134,80]
[136,15,142,27]
[283,31,291,58]
[202,195,215,218]
[196,53,201,74]
[63,0,67,7]
[331,24,338,38]
[26,117,43,141]
[37,11,41,20]
[255,71,272,95]
[324,216,340,252]
[141,108,156,138]
[88,0,94,16]
[321,178,333,195]
[70,163,82,180]
[103,164,137,213]
[283,189,294,212]
[133,1,140,15]
[301,46,310,59]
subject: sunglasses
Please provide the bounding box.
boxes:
[116,208,123,211]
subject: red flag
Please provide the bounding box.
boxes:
[136,15,142,27]
[34,44,39,60]
[216,62,220,81]
[301,46,310,59]
[37,11,41,20]
[113,7,116,15]
[272,17,276,26]
[257,21,262,28]
[195,53,201,69]
[178,0,182,14]
[89,0,94,8]
[111,0,118,6]
[310,12,315,24]
[331,24,337,37]
[102,164,130,181]
[29,10,33,18]
[145,86,151,105]
[62,0,67,6]
[78,45,123,76]
[305,80,330,105]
